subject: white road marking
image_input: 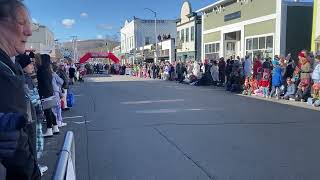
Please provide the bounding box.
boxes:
[74,94,84,97]
[121,99,185,105]
[63,116,84,120]
[135,108,224,114]
[185,109,204,111]
[136,109,179,114]
[73,121,91,124]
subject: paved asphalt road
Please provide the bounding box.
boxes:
[64,75,320,180]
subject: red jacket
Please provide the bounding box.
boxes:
[259,79,270,88]
[253,60,262,77]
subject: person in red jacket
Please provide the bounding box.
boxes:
[259,70,271,98]
[253,55,262,81]
[253,56,262,81]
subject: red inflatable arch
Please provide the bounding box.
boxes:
[79,52,120,64]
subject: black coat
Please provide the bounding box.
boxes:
[37,64,53,98]
[0,49,40,178]
[57,69,69,89]
[0,49,27,113]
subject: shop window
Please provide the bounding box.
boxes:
[177,31,180,42]
[259,37,266,49]
[205,42,220,60]
[216,43,220,52]
[252,38,258,49]
[246,39,252,50]
[246,35,274,61]
[191,26,195,41]
[181,29,185,43]
[186,28,190,42]
[145,37,150,45]
[266,36,273,49]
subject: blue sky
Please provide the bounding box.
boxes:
[24,0,215,42]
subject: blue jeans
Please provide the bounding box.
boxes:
[270,86,280,98]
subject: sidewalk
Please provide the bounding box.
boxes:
[161,79,320,112]
[41,83,86,180]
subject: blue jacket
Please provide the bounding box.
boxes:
[0,113,26,159]
[0,113,26,131]
[272,66,282,87]
[285,84,296,96]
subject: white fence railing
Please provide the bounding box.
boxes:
[52,131,76,180]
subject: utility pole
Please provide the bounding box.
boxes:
[145,8,158,63]
[70,36,78,62]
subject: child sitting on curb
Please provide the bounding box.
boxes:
[295,82,311,102]
[249,77,258,95]
[242,77,251,95]
[283,78,296,100]
[307,83,320,107]
[258,70,271,98]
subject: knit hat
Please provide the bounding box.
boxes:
[29,51,35,58]
[298,51,306,58]
[16,54,32,69]
[313,83,320,90]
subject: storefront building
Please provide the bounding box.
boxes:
[176,1,202,62]
[312,0,320,52]
[120,17,176,64]
[197,0,313,61]
[137,39,176,63]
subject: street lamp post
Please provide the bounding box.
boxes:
[144,8,158,63]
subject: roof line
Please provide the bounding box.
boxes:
[196,0,227,13]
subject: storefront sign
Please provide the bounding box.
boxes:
[224,11,241,22]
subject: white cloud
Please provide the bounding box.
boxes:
[32,18,38,24]
[96,35,104,39]
[97,24,113,30]
[80,12,88,17]
[61,19,76,28]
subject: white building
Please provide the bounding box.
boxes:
[176,1,202,62]
[26,24,55,57]
[136,39,176,63]
[120,17,177,63]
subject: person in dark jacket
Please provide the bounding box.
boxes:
[16,54,38,160]
[0,1,41,179]
[69,64,76,84]
[57,63,69,110]
[35,54,60,137]
[225,59,233,84]
[176,61,183,82]
[17,54,48,175]
[218,57,226,86]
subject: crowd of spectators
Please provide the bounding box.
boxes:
[117,50,320,109]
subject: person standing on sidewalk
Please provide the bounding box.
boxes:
[16,54,48,176]
[52,63,67,128]
[0,1,41,179]
[35,54,60,137]
[57,63,69,110]
[218,57,226,86]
